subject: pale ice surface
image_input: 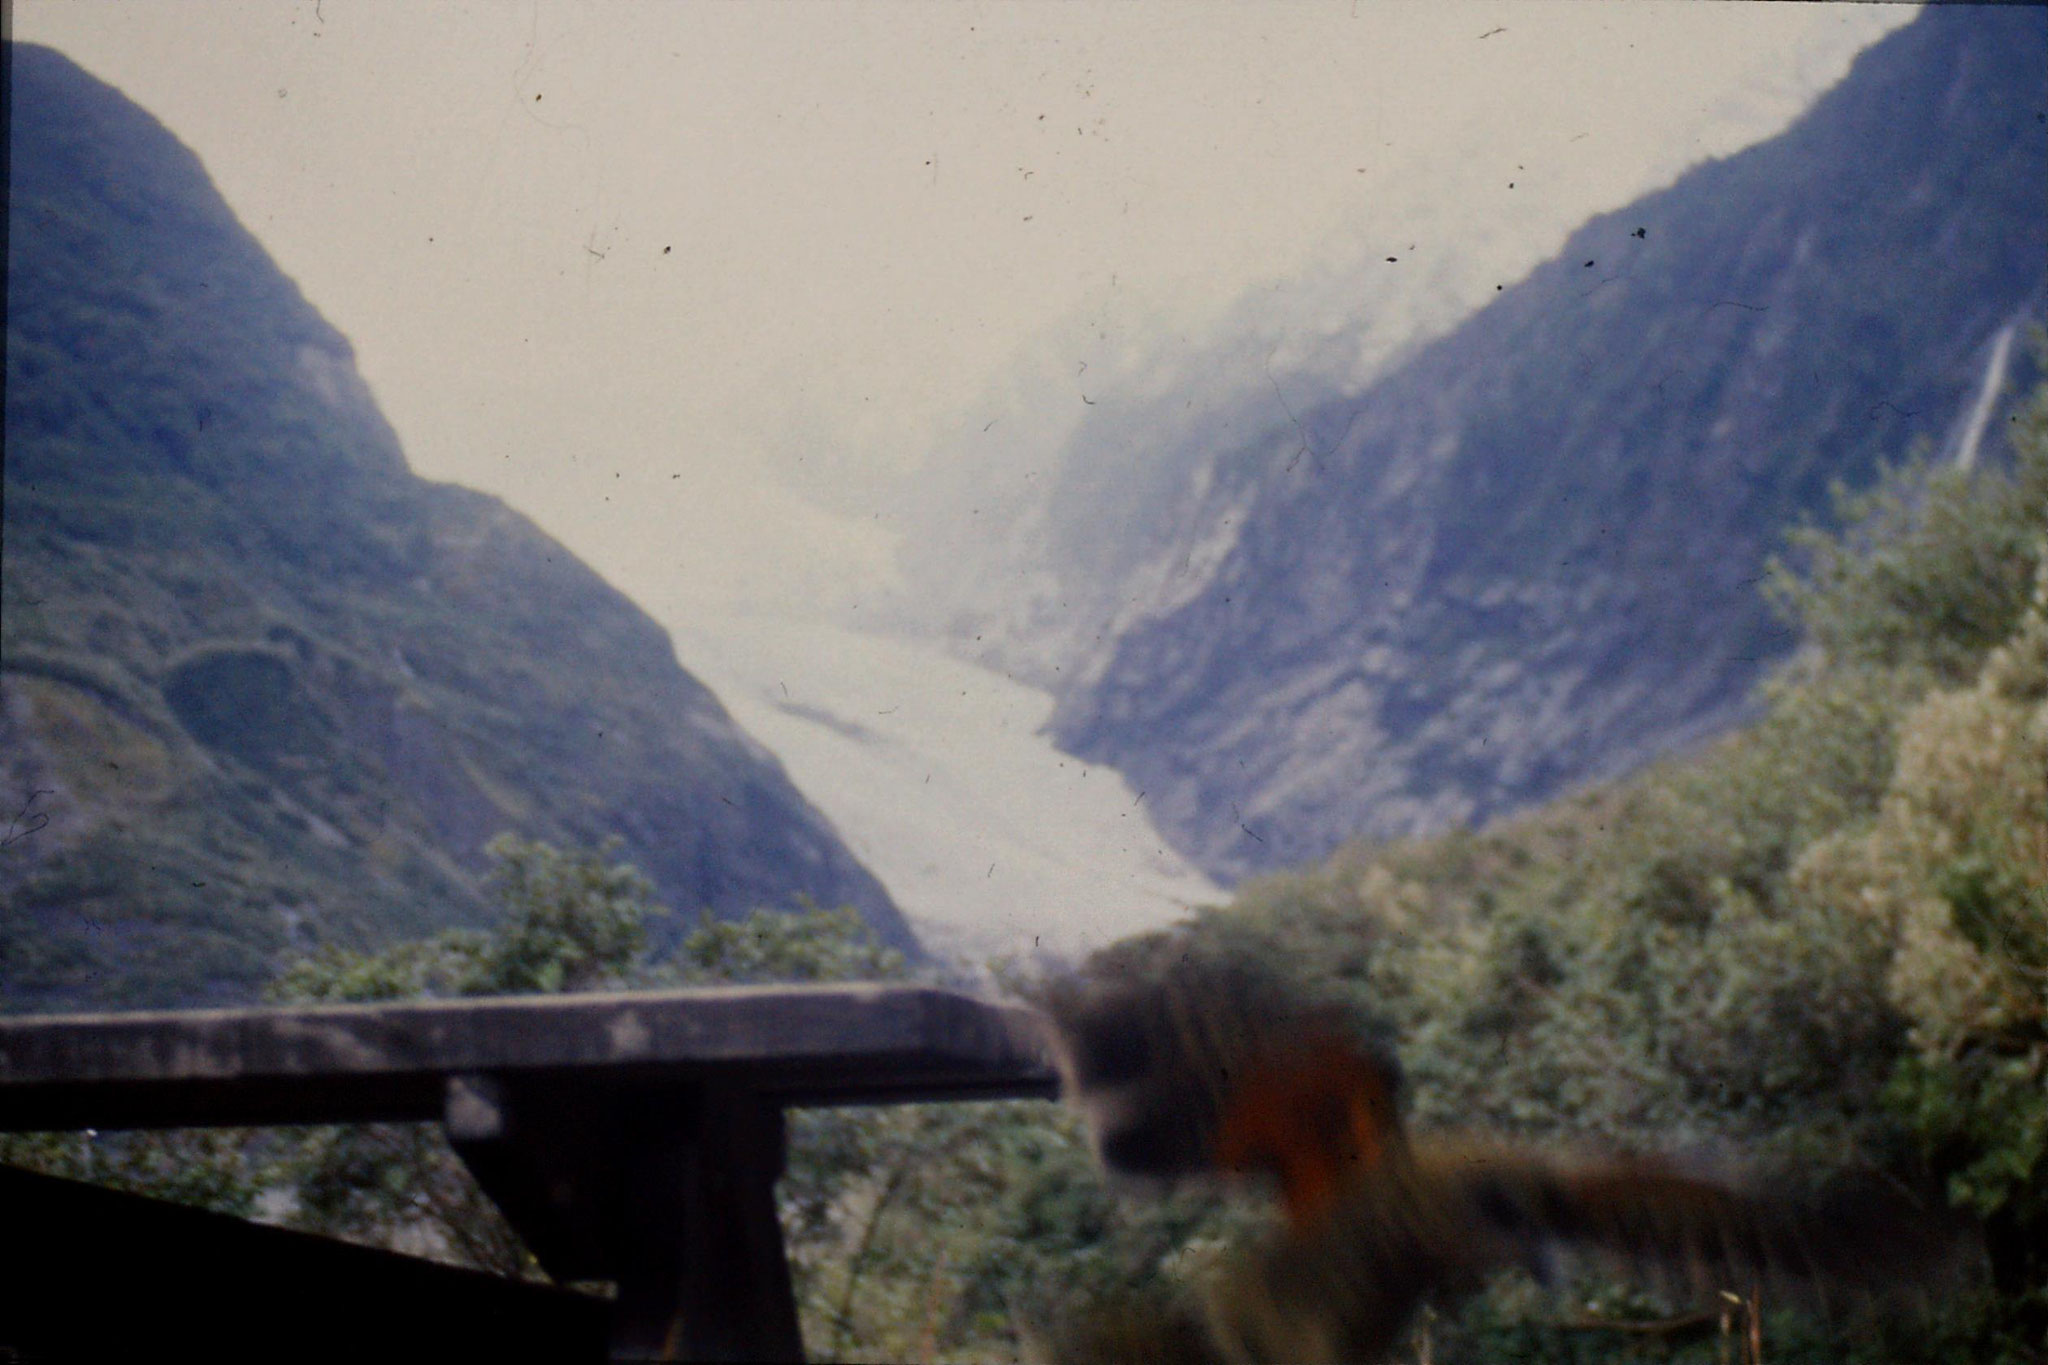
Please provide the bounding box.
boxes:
[662,612,1222,973]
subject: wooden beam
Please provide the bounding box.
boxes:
[0,1163,610,1363]
[604,1084,805,1363]
[0,983,1060,1131]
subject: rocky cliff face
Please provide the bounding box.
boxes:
[1049,7,2048,882]
[2,44,914,1010]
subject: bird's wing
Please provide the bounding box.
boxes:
[1034,953,1971,1365]
[1417,1142,1971,1306]
[1203,1142,1970,1364]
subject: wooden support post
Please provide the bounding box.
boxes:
[608,1084,803,1364]
[447,1071,617,1275]
[448,1074,804,1363]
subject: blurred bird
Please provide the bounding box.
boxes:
[1034,953,1969,1364]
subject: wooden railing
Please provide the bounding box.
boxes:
[0,985,1060,1362]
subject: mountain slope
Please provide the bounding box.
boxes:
[1,43,913,1010]
[1049,7,2048,881]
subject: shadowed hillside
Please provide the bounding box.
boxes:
[1049,7,2047,881]
[1,43,915,1010]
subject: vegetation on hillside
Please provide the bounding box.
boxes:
[1052,8,2046,886]
[6,383,2044,1359]
[2,45,914,1016]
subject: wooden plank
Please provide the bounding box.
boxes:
[0,984,1059,1130]
[0,1163,611,1363]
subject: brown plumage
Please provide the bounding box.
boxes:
[1037,954,1968,1364]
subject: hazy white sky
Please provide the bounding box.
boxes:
[13,1,1909,624]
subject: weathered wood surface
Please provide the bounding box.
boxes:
[0,983,1060,1130]
[0,1163,613,1362]
[0,984,1060,1362]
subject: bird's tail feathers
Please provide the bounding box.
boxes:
[1421,1144,1975,1311]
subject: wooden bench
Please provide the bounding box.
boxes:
[0,985,1060,1362]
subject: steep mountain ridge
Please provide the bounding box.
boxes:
[1049,7,2048,881]
[2,43,913,1010]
